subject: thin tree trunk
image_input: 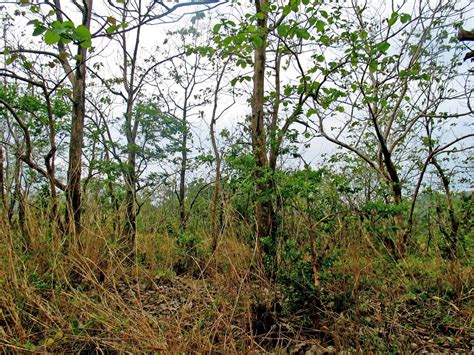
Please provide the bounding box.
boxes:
[392,185,406,257]
[0,144,6,210]
[10,157,29,251]
[431,157,458,258]
[104,150,120,237]
[210,106,222,252]
[44,92,60,235]
[178,101,188,231]
[121,1,142,250]
[124,140,137,247]
[251,0,275,259]
[123,99,137,248]
[64,0,93,242]
[209,60,230,251]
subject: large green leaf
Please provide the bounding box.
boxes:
[74,25,92,41]
[44,30,60,45]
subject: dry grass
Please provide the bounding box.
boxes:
[0,207,472,352]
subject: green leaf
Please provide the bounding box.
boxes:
[400,13,411,24]
[32,25,47,36]
[212,23,222,34]
[5,56,15,65]
[387,12,398,27]
[320,35,330,45]
[79,39,92,48]
[74,25,91,41]
[44,30,61,45]
[107,16,117,25]
[369,60,377,74]
[255,12,265,20]
[277,24,288,37]
[252,36,263,47]
[420,73,431,81]
[316,20,325,33]
[316,54,325,62]
[377,41,390,54]
[106,25,117,34]
[52,26,67,36]
[62,21,75,29]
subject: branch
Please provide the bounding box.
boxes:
[407,133,474,234]
[0,98,66,191]
[458,28,474,42]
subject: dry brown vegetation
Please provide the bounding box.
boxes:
[1,203,472,353]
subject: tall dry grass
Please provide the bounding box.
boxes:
[0,199,472,352]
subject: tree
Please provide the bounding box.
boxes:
[1,0,228,247]
[150,27,216,232]
[212,0,325,265]
[0,73,69,239]
[307,0,471,256]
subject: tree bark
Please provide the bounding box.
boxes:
[124,102,138,248]
[251,0,275,259]
[64,0,93,241]
[178,102,188,231]
[210,94,222,252]
[458,28,474,61]
[458,28,474,41]
[431,157,458,258]
[0,144,6,210]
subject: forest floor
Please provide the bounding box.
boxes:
[0,229,472,352]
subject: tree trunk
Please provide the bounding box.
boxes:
[392,184,406,257]
[64,0,93,242]
[123,147,137,248]
[65,59,86,238]
[44,94,61,235]
[0,144,6,210]
[124,117,137,251]
[251,0,273,257]
[210,113,221,252]
[123,97,138,249]
[121,2,141,251]
[432,157,459,258]
[10,157,29,251]
[178,103,188,231]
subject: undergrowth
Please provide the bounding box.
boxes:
[0,209,472,352]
